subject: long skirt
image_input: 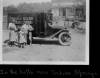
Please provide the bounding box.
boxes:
[9,30,17,42]
[19,33,26,43]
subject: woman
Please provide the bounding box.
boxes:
[8,21,17,47]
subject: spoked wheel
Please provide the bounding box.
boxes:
[58,32,71,46]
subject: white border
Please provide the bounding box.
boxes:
[0,0,3,64]
[86,0,89,65]
[0,0,89,65]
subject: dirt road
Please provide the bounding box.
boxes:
[2,29,86,62]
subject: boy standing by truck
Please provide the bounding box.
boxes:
[27,24,34,45]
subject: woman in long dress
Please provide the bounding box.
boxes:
[8,22,17,47]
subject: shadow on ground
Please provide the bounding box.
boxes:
[32,39,60,45]
[3,39,60,46]
[2,39,60,53]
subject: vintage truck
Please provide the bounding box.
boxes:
[7,12,71,45]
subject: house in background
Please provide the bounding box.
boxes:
[51,0,86,21]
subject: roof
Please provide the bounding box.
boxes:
[51,0,86,8]
[52,0,86,3]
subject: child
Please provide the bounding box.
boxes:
[21,23,29,45]
[19,28,26,48]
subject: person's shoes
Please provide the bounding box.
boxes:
[9,45,11,47]
[21,44,24,48]
[18,45,21,48]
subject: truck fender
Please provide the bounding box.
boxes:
[51,29,70,39]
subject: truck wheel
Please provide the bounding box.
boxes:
[58,32,71,46]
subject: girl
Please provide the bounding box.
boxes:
[21,23,29,45]
[19,28,26,48]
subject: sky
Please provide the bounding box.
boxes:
[3,0,51,6]
[3,0,86,7]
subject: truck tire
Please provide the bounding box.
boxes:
[58,32,71,46]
